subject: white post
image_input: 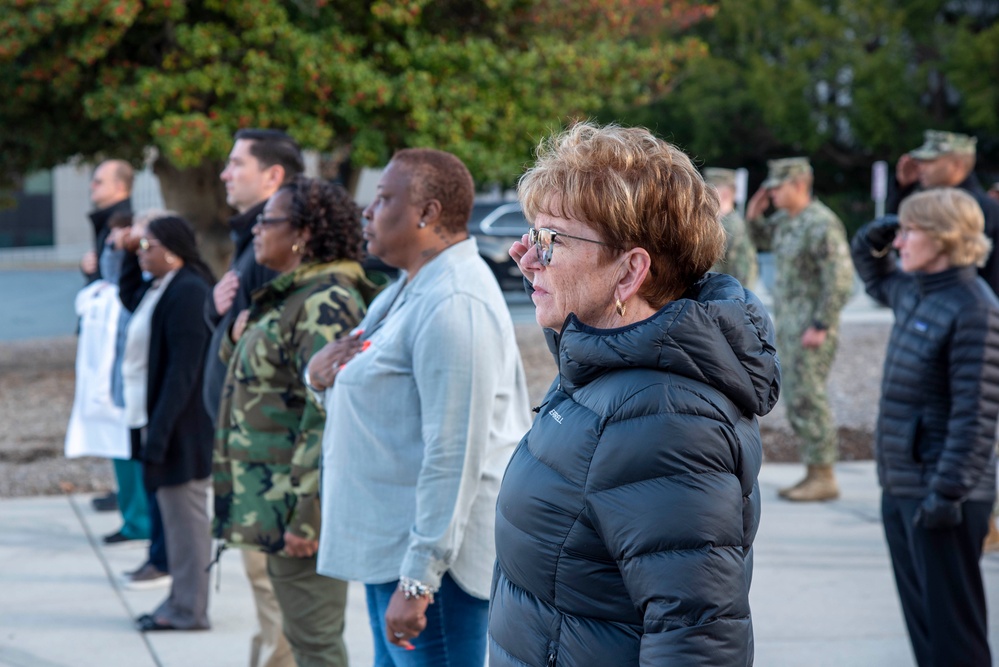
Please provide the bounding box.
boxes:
[735,168,749,218]
[872,160,888,219]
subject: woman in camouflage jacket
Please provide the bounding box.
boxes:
[213,176,382,667]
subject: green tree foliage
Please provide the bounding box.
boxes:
[0,0,711,188]
[618,0,999,230]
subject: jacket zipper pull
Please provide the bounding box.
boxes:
[547,650,557,667]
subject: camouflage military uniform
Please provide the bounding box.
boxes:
[213,260,382,554]
[750,200,854,465]
[712,209,758,288]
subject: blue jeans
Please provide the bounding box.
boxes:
[365,573,488,667]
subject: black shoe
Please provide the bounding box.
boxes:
[136,615,209,632]
[136,615,178,632]
[92,492,118,512]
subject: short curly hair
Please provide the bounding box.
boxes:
[281,175,365,263]
[390,148,475,235]
[899,188,991,268]
[519,122,724,308]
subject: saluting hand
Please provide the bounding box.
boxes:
[746,187,770,222]
[896,153,919,188]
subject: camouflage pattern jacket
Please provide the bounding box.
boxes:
[712,209,759,288]
[749,199,854,339]
[212,260,381,555]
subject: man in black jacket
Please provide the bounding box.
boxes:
[83,160,134,515]
[205,129,303,667]
[81,159,133,284]
[889,130,999,293]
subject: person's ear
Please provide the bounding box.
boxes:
[420,199,443,227]
[265,164,286,193]
[615,247,652,304]
[297,227,312,249]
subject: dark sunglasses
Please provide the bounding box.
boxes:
[255,213,292,227]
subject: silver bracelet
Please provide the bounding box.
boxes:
[398,576,436,603]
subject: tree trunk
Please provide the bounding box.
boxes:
[152,156,233,279]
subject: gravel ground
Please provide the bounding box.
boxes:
[0,320,891,497]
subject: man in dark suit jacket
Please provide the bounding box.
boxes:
[204,129,303,667]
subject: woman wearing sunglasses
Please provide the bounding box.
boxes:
[118,214,215,632]
[213,175,382,667]
[307,148,531,666]
[489,123,780,666]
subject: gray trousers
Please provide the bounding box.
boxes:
[154,477,211,629]
[266,554,348,667]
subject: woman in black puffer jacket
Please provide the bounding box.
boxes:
[852,188,999,667]
[490,123,781,667]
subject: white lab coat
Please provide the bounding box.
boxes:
[64,280,130,459]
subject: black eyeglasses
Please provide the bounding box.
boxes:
[528,227,610,267]
[255,213,292,227]
[138,238,162,251]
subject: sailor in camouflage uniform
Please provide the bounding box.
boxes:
[748,158,854,501]
[705,167,758,288]
[213,176,383,667]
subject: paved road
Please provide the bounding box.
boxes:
[2,269,84,341]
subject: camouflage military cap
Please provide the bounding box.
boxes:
[761,157,812,188]
[703,168,737,188]
[909,130,977,160]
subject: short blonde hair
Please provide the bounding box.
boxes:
[899,188,991,267]
[519,122,724,307]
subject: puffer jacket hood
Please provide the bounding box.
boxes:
[549,272,780,417]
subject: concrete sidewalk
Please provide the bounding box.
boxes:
[0,490,374,667]
[2,462,997,666]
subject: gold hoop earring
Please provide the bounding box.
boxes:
[616,299,626,317]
